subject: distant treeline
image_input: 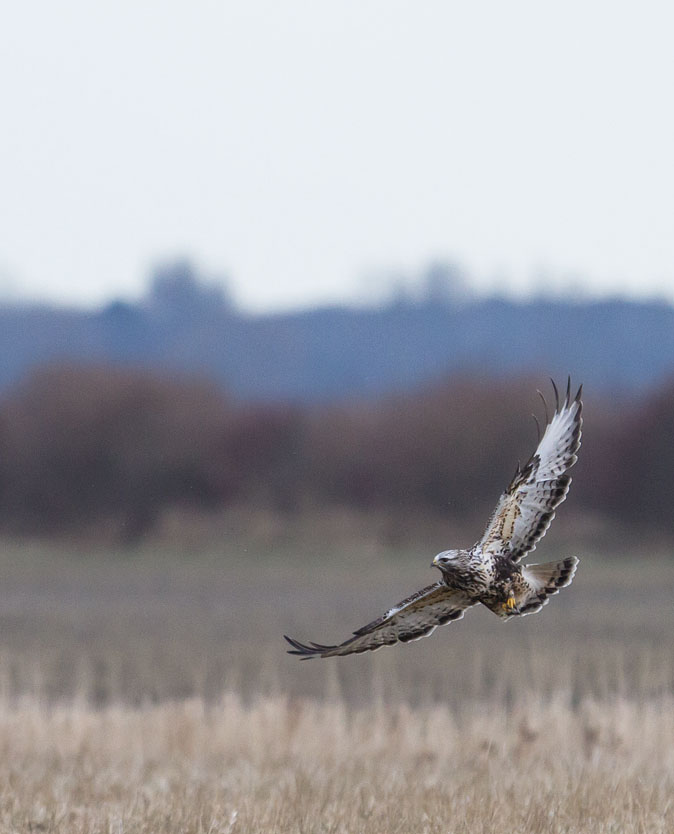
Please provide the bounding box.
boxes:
[2,262,674,401]
[0,364,671,542]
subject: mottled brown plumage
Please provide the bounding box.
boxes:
[285,379,582,659]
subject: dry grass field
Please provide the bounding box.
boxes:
[0,536,673,832]
[1,695,673,833]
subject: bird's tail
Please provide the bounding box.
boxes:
[518,556,579,616]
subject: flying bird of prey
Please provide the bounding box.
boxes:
[285,379,582,659]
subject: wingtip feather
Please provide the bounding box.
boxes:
[550,378,560,412]
[284,634,321,658]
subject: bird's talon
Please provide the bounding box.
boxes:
[503,596,517,611]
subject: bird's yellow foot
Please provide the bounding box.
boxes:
[502,596,517,612]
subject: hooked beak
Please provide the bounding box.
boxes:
[431,554,445,569]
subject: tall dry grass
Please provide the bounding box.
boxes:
[0,694,672,833]
[0,543,672,831]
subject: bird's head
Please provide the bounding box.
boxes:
[431,549,465,573]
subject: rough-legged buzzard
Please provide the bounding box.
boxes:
[285,379,582,659]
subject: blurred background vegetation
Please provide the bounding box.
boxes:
[4,260,674,708]
[0,261,671,548]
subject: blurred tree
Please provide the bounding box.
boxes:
[148,259,233,323]
[0,363,670,544]
[0,365,233,540]
[419,260,470,307]
[590,380,674,533]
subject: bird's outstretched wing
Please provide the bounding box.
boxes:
[479,378,582,562]
[284,583,474,659]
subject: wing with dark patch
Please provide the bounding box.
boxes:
[479,379,582,562]
[284,583,474,659]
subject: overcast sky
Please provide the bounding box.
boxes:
[1,1,673,311]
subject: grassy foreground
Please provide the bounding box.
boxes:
[0,541,673,831]
[0,694,672,833]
